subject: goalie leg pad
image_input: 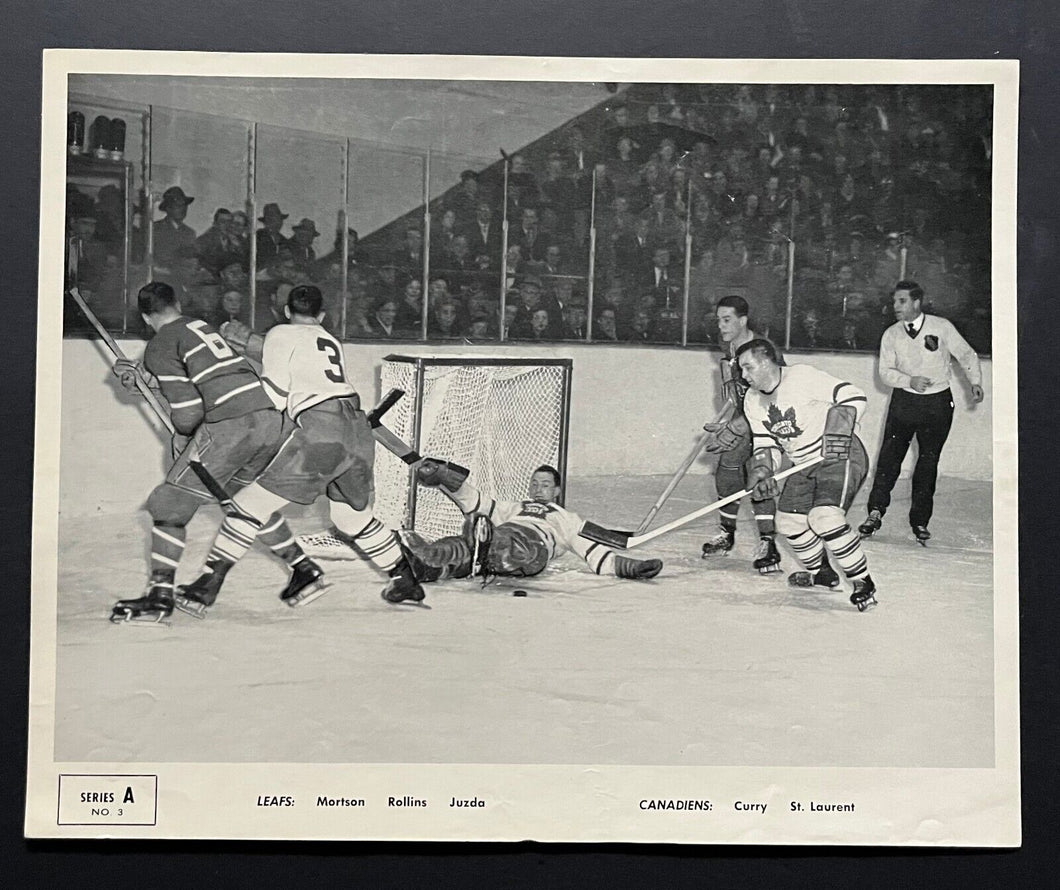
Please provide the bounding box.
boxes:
[399,531,474,582]
[485,524,550,578]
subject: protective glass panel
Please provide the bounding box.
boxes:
[149,107,252,329]
[346,144,425,340]
[425,149,502,342]
[65,97,146,334]
[254,125,346,335]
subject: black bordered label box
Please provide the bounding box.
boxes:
[57,774,158,826]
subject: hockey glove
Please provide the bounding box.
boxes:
[748,449,779,499]
[416,458,471,493]
[113,358,145,393]
[220,321,265,362]
[822,404,857,464]
[702,413,750,453]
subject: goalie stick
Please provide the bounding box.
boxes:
[581,456,824,550]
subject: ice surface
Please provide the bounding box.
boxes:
[53,474,994,767]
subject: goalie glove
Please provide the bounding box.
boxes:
[702,413,749,453]
[748,448,779,500]
[415,458,471,493]
[220,320,265,362]
[822,404,857,464]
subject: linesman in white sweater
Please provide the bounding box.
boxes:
[858,281,984,545]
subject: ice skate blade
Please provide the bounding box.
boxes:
[757,564,783,576]
[383,597,432,609]
[852,595,878,612]
[284,581,330,608]
[109,608,170,626]
[173,595,209,619]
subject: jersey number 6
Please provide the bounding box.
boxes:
[317,338,346,383]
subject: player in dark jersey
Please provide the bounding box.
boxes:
[109,281,322,623]
[178,285,426,612]
[699,296,782,574]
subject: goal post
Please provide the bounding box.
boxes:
[298,355,573,556]
[375,355,574,541]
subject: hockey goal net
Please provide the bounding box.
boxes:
[298,355,573,557]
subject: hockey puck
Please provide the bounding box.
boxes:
[512,589,527,597]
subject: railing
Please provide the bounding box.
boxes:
[63,94,992,355]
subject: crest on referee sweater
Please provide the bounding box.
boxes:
[765,403,803,439]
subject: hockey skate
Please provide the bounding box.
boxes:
[280,559,329,608]
[849,576,878,611]
[787,557,841,589]
[752,537,782,575]
[174,569,228,619]
[614,555,663,580]
[110,580,174,625]
[912,525,931,547]
[382,559,427,606]
[858,509,882,538]
[701,526,735,558]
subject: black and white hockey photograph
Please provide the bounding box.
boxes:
[26,53,1019,845]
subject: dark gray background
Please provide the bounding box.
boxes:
[3,0,1054,884]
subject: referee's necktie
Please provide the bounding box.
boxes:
[907,323,917,337]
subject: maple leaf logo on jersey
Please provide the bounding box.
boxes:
[764,403,803,439]
[519,501,554,518]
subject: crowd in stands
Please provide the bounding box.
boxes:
[65,83,993,353]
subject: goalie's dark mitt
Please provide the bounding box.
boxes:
[415,458,471,493]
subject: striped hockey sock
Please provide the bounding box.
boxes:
[150,522,186,576]
[256,514,308,568]
[206,514,260,568]
[818,523,869,580]
[753,500,777,538]
[787,527,826,571]
[338,516,403,573]
[718,507,739,532]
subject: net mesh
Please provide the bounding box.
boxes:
[298,357,570,558]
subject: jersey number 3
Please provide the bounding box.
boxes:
[317,338,345,383]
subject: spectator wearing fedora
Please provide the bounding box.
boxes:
[255,203,290,269]
[288,217,320,272]
[195,208,245,275]
[152,186,197,272]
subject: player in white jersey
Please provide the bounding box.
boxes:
[736,338,878,611]
[399,461,663,584]
[177,285,426,613]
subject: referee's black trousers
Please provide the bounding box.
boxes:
[866,387,955,528]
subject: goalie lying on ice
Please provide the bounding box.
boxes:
[404,460,664,582]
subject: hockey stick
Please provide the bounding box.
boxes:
[68,287,175,434]
[581,455,824,550]
[366,387,423,465]
[632,401,738,534]
[67,287,231,503]
[633,433,709,535]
